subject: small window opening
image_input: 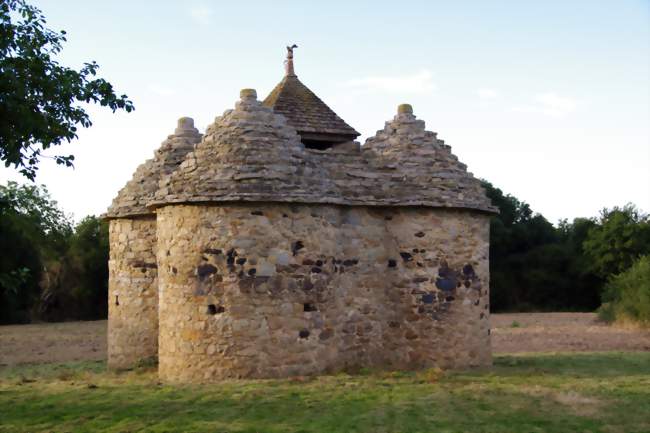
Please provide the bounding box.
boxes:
[304,302,317,312]
[207,304,225,315]
[299,329,310,339]
[115,295,119,306]
[302,139,339,150]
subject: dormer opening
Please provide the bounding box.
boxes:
[262,46,360,149]
[302,139,339,150]
[300,133,352,151]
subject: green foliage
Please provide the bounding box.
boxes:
[0,267,29,293]
[599,255,650,326]
[0,181,108,323]
[0,353,649,432]
[68,216,109,316]
[484,178,649,313]
[0,0,134,180]
[482,180,602,312]
[39,215,109,321]
[0,181,71,323]
[583,204,650,279]
[0,180,72,244]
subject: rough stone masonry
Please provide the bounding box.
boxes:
[104,47,497,382]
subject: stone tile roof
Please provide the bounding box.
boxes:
[152,89,340,207]
[104,118,202,219]
[262,75,360,140]
[149,92,497,214]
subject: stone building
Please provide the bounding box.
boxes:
[104,47,497,382]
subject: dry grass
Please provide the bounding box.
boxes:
[0,320,105,366]
[492,312,650,353]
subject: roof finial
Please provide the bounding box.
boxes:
[285,44,298,77]
[397,104,413,115]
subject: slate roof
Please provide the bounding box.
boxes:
[262,75,360,140]
[149,92,497,214]
[104,118,201,219]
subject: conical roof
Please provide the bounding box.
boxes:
[263,76,359,140]
[150,89,342,208]
[262,48,359,142]
[104,118,201,219]
[148,95,496,214]
[354,104,496,211]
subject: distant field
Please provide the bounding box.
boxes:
[491,312,650,353]
[1,313,649,366]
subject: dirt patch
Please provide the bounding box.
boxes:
[0,313,649,365]
[492,312,650,353]
[0,320,106,366]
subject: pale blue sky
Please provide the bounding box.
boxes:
[1,0,648,223]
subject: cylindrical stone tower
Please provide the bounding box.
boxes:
[104,118,201,369]
[148,90,496,382]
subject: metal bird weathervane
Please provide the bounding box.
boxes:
[285,44,298,76]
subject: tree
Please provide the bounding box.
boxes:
[557,217,602,309]
[583,204,650,279]
[40,216,109,321]
[481,180,602,312]
[0,0,134,180]
[67,216,109,319]
[482,180,559,310]
[0,181,71,323]
[1,182,111,323]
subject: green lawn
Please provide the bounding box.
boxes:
[1,352,649,433]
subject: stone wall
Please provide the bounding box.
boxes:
[107,217,159,369]
[156,203,491,382]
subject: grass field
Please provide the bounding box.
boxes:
[1,352,649,433]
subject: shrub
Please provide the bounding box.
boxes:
[583,205,650,279]
[598,255,650,326]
